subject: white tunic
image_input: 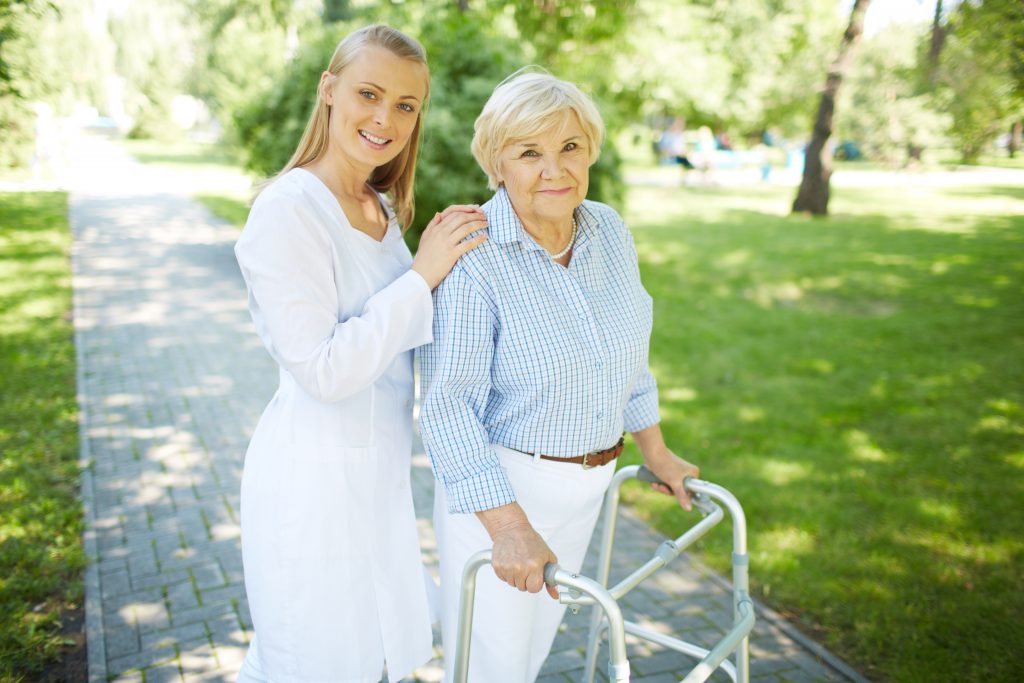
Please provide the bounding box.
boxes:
[234,168,434,682]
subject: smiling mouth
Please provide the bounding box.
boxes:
[359,130,392,146]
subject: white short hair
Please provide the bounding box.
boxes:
[471,71,605,190]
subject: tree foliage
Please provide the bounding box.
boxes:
[0,0,53,167]
[409,11,526,237]
[183,0,308,141]
[837,26,950,166]
[937,0,1024,162]
[615,0,840,138]
[233,2,629,239]
[1,0,116,167]
[187,16,289,138]
[106,0,195,139]
[232,26,340,180]
[7,0,1021,175]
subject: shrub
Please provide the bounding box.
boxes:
[410,13,525,241]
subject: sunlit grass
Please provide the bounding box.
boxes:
[0,192,85,677]
[119,140,255,226]
[194,193,251,227]
[618,181,1024,682]
[120,139,254,215]
[120,139,244,175]
[944,154,1024,170]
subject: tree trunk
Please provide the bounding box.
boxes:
[1010,121,1022,158]
[792,0,871,215]
[928,0,945,86]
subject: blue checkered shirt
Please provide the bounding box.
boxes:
[419,187,660,513]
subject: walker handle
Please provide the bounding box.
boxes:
[543,562,559,586]
[637,467,708,515]
[637,465,697,491]
[636,465,664,485]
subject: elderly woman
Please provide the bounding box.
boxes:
[419,72,701,683]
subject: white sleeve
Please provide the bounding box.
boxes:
[235,195,432,402]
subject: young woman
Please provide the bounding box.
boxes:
[234,25,486,682]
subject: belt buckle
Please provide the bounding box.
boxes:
[581,449,599,470]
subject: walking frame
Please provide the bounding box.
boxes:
[452,465,755,683]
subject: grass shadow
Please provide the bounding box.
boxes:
[619,182,1024,681]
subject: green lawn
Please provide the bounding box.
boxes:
[128,141,1024,681]
[932,147,1024,170]
[617,182,1024,682]
[120,138,245,176]
[0,192,86,678]
[193,192,252,227]
[958,155,1024,170]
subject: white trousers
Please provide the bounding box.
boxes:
[236,635,385,683]
[435,445,616,683]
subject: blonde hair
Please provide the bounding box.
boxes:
[471,70,604,190]
[274,24,428,229]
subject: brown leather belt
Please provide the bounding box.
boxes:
[527,436,625,469]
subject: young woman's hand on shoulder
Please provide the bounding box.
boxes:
[411,205,487,289]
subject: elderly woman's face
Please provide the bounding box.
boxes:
[498,112,590,229]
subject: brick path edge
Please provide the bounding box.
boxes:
[73,205,109,683]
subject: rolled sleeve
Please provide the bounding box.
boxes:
[420,267,516,513]
[624,367,660,433]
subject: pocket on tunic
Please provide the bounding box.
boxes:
[294,387,375,448]
[275,446,376,561]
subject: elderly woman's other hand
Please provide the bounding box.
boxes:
[646,449,701,511]
[633,424,701,512]
[476,502,560,600]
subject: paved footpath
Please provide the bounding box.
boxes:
[70,135,866,683]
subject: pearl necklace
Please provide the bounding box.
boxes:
[546,217,577,259]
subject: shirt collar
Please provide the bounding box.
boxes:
[483,185,597,253]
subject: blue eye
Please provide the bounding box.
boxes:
[399,103,415,113]
[360,90,376,100]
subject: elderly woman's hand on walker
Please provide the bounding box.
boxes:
[632,423,701,512]
[476,503,561,600]
[476,421,698,605]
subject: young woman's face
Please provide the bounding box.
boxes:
[321,46,428,171]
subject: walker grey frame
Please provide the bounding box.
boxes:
[452,467,754,683]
